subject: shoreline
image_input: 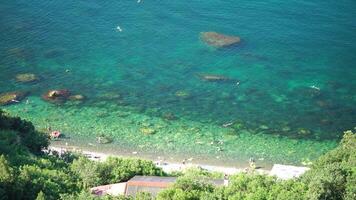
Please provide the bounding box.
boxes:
[50,135,277,169]
[3,97,337,170]
[48,145,270,175]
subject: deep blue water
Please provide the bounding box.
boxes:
[1,0,355,142]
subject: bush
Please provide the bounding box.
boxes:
[102,157,165,183]
[17,164,78,200]
[0,110,49,154]
[70,156,102,189]
[70,156,166,189]
[302,130,356,200]
[157,176,215,200]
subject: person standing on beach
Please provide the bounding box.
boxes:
[249,157,256,171]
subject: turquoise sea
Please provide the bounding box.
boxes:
[1,0,355,167]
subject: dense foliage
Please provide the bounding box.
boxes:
[301,130,356,200]
[0,110,48,155]
[156,130,355,200]
[70,156,165,189]
[0,109,355,200]
[0,110,163,200]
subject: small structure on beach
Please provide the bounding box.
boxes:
[125,176,177,197]
[270,164,310,180]
[91,183,127,196]
[91,175,226,198]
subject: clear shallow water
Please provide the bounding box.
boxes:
[1,0,355,166]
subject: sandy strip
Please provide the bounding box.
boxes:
[46,146,269,175]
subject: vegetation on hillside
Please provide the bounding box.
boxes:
[0,110,163,200]
[157,130,355,200]
[0,109,354,200]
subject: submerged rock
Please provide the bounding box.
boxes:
[231,121,244,130]
[175,90,191,98]
[15,73,39,83]
[200,32,241,48]
[198,74,232,82]
[281,126,291,132]
[42,89,70,104]
[68,94,86,101]
[297,128,312,137]
[43,48,65,59]
[259,125,269,130]
[0,91,28,106]
[140,127,156,135]
[6,47,32,60]
[292,86,321,99]
[162,112,177,120]
[96,134,113,144]
[99,92,121,100]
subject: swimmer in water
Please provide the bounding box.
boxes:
[222,122,233,127]
[310,85,320,90]
[116,25,123,32]
[137,0,142,3]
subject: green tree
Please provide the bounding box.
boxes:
[70,156,101,189]
[0,155,13,183]
[221,173,276,200]
[135,192,154,200]
[302,130,356,200]
[18,164,78,200]
[157,176,215,200]
[0,110,49,154]
[98,157,165,184]
[267,180,307,200]
[35,191,46,200]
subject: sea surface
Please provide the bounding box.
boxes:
[1,0,355,167]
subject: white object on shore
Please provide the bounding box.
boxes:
[270,164,310,180]
[116,25,123,32]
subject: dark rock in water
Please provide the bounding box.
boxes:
[6,47,32,60]
[200,32,241,48]
[0,91,28,106]
[15,73,39,83]
[42,89,70,104]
